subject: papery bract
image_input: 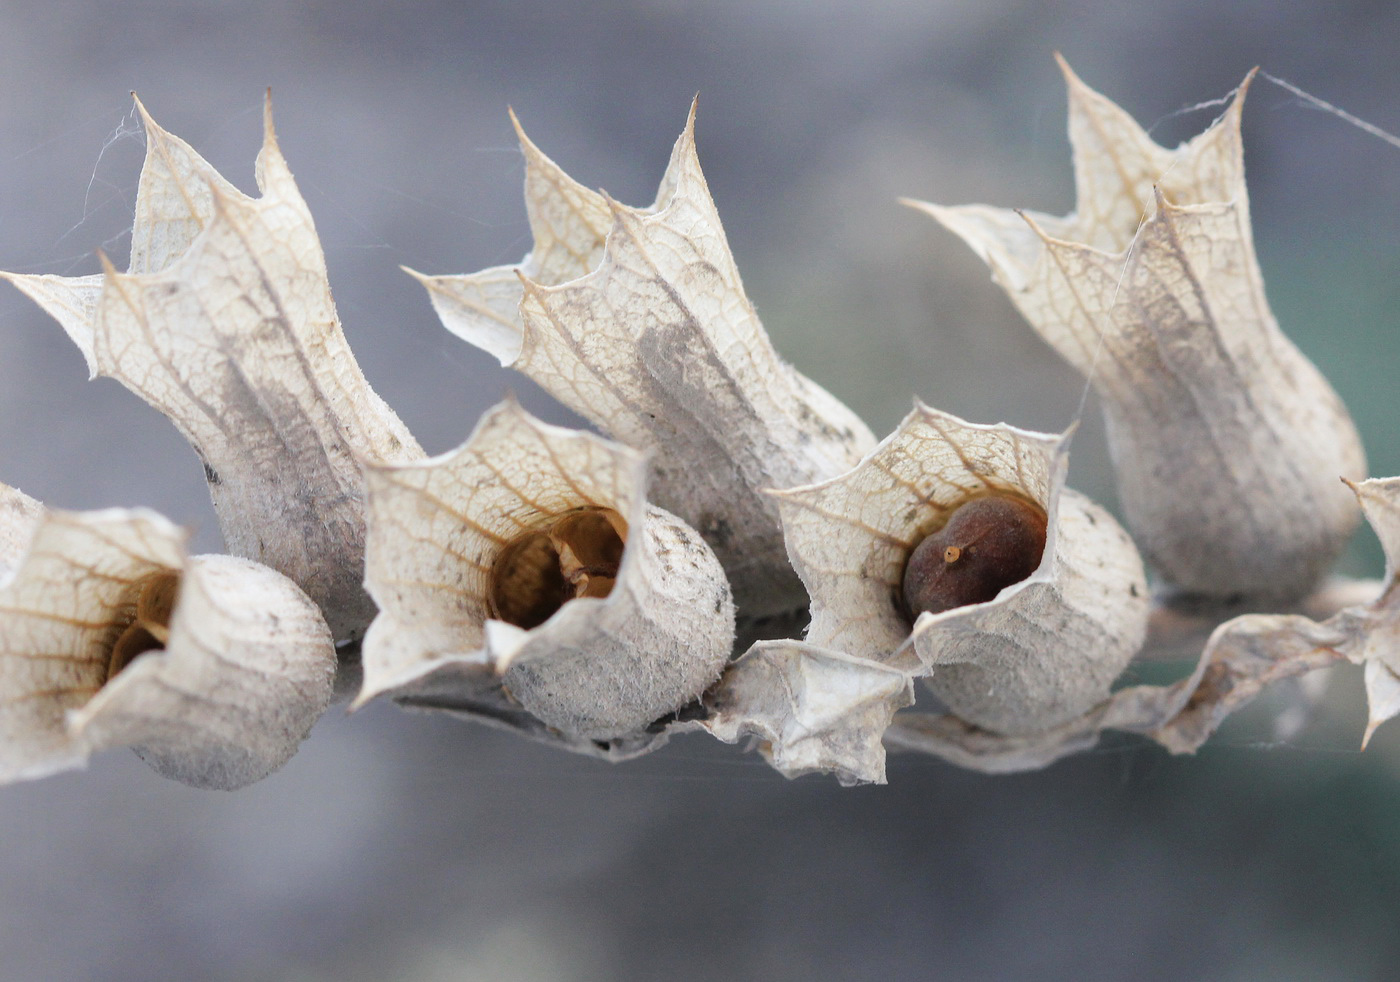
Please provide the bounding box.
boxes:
[701,640,913,785]
[2,95,423,640]
[912,57,1365,605]
[414,104,875,623]
[775,403,1150,738]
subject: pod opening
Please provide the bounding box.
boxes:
[900,493,1047,621]
[489,507,628,630]
[107,571,181,680]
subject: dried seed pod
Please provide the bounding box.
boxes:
[410,102,876,620]
[910,58,1365,605]
[0,487,336,789]
[774,403,1150,738]
[356,400,734,750]
[881,476,1400,774]
[1,94,423,640]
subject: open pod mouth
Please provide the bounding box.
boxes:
[358,401,734,748]
[746,403,1149,755]
[490,507,628,629]
[107,571,181,680]
[771,403,1068,671]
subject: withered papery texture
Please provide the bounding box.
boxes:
[414,102,876,621]
[0,483,43,579]
[1333,478,1400,745]
[885,478,1400,772]
[775,403,1150,740]
[2,95,423,641]
[912,57,1365,605]
[700,640,914,786]
[0,489,335,789]
[357,400,734,752]
[883,612,1344,773]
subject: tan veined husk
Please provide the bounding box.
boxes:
[909,57,1365,606]
[883,478,1400,774]
[410,102,876,622]
[355,400,735,755]
[1,94,423,641]
[702,403,1149,783]
[698,640,915,786]
[784,404,1150,732]
[0,484,336,789]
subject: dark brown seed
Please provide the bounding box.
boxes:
[901,494,1048,619]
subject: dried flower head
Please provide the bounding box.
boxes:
[774,403,1150,737]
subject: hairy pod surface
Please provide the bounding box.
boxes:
[913,58,1365,605]
[357,401,735,747]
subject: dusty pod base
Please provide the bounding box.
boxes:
[500,505,735,741]
[75,554,338,791]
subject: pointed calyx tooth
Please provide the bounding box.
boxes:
[413,102,876,620]
[407,107,641,365]
[911,58,1366,605]
[774,403,1150,737]
[357,400,735,748]
[0,94,424,641]
[0,490,336,789]
[1329,477,1400,746]
[0,483,43,579]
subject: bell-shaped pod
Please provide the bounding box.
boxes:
[911,58,1365,605]
[774,403,1151,737]
[0,483,335,790]
[356,400,735,753]
[412,103,876,622]
[1,94,423,641]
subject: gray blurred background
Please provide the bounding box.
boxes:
[2,2,1399,980]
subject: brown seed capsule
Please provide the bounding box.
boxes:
[901,494,1048,620]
